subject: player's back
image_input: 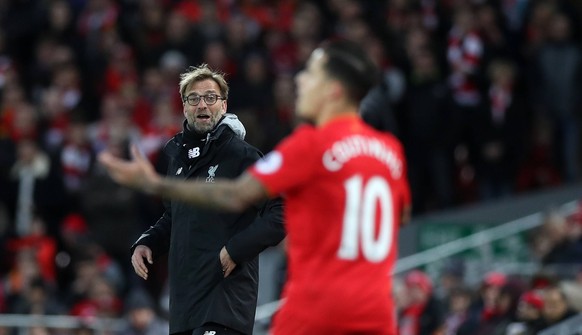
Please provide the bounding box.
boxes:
[278,115,410,331]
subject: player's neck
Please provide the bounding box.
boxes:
[315,101,358,127]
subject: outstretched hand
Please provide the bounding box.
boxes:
[98,144,161,194]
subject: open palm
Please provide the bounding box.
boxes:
[98,144,160,193]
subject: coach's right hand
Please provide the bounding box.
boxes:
[132,245,153,280]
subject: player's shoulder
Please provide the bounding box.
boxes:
[367,126,404,151]
[277,123,319,148]
[293,123,318,137]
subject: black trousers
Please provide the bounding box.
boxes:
[173,323,245,335]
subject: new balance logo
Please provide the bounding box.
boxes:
[203,332,216,335]
[188,147,200,159]
[176,167,183,175]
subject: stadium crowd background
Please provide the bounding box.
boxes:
[0,0,581,334]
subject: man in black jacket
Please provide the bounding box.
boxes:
[130,64,285,335]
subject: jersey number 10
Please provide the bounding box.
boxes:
[338,175,394,262]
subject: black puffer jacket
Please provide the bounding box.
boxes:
[132,114,285,334]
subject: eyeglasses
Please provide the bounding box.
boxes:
[182,93,225,106]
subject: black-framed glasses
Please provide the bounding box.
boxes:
[182,93,225,106]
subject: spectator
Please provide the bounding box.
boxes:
[506,291,546,335]
[457,271,507,335]
[400,48,453,213]
[447,5,485,133]
[516,114,562,192]
[399,270,445,335]
[474,59,527,199]
[359,36,402,137]
[442,286,473,335]
[6,216,57,284]
[559,266,582,312]
[42,0,78,47]
[533,210,582,266]
[55,213,90,294]
[67,243,125,307]
[530,11,582,182]
[58,120,95,210]
[436,259,466,302]
[40,62,84,151]
[476,3,512,61]
[10,276,65,315]
[118,288,168,335]
[229,52,276,150]
[270,74,296,144]
[8,139,67,237]
[79,138,140,263]
[1,84,36,143]
[539,285,578,330]
[3,248,42,307]
[160,10,202,69]
[70,275,123,319]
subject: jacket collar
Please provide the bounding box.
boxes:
[182,113,246,142]
[163,113,246,160]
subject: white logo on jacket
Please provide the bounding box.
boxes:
[206,164,219,183]
[188,147,200,159]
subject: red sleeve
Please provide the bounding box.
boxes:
[249,125,319,197]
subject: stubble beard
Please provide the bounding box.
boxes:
[189,114,219,135]
[191,122,212,135]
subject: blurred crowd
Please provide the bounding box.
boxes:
[394,204,582,335]
[0,0,581,334]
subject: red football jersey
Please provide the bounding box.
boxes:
[250,115,410,334]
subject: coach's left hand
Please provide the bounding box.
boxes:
[220,246,237,278]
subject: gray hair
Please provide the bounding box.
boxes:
[178,64,229,100]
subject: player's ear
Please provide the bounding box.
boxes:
[328,80,346,101]
[221,100,228,114]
